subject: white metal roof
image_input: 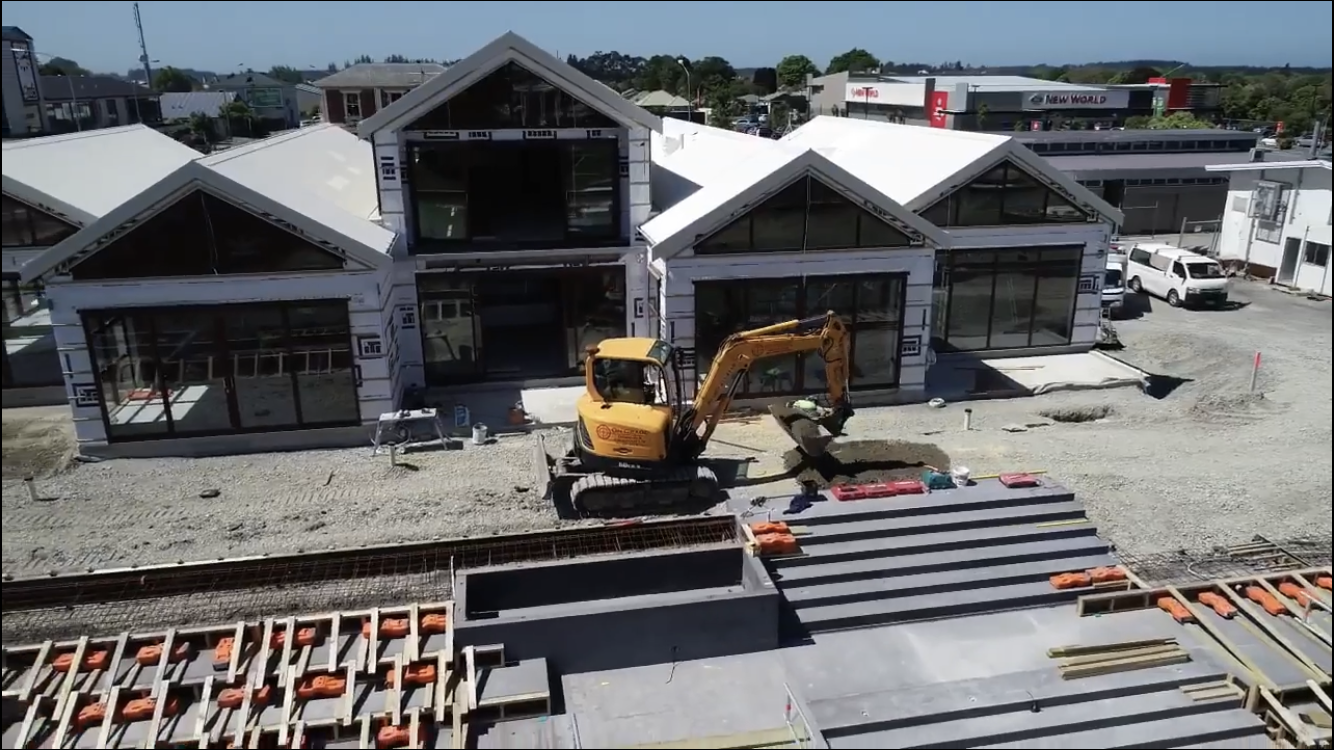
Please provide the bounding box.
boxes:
[1205,159,1332,173]
[357,32,662,139]
[1,125,199,226]
[642,139,951,261]
[651,118,777,189]
[780,116,1123,223]
[21,126,395,282]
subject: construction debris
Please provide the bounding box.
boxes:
[1048,638,1191,680]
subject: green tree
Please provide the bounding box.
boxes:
[976,103,991,130]
[38,57,89,77]
[825,48,880,75]
[188,112,217,143]
[776,55,819,88]
[266,65,304,84]
[152,66,195,93]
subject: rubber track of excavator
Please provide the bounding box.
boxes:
[571,465,720,516]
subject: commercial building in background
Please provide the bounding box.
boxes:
[2,25,47,136]
[209,72,300,131]
[315,62,447,126]
[39,75,161,133]
[1208,157,1331,296]
[807,72,1223,132]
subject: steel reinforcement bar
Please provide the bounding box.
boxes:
[0,516,739,613]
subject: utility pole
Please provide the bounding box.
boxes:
[133,2,153,122]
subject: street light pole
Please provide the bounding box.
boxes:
[676,58,691,118]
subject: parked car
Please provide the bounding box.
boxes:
[1125,244,1230,308]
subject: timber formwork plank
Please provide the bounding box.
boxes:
[0,601,487,750]
[1077,568,1333,702]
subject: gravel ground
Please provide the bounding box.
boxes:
[2,280,1329,580]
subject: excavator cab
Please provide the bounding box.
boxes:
[575,338,685,465]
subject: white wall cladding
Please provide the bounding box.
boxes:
[45,269,395,449]
[659,247,937,399]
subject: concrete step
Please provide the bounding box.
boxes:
[1171,732,1274,749]
[978,708,1267,749]
[795,580,1087,631]
[832,688,1244,749]
[795,503,1092,547]
[772,536,1113,587]
[783,553,1116,608]
[795,486,1076,528]
[772,524,1102,569]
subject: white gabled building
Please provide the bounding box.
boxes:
[1208,158,1331,297]
[20,125,402,457]
[642,116,1123,404]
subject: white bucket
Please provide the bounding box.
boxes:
[951,466,972,486]
[471,423,489,445]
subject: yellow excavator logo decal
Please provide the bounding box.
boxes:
[595,423,650,445]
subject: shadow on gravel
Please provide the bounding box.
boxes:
[1191,300,1251,312]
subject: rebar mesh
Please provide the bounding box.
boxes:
[1119,534,1332,588]
[1,517,738,643]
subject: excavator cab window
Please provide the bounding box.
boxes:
[592,358,658,405]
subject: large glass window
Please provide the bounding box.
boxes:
[70,192,344,281]
[933,247,1083,352]
[3,276,61,388]
[3,195,78,248]
[919,161,1093,227]
[694,274,906,397]
[82,301,359,442]
[409,141,622,250]
[696,176,915,255]
[406,62,619,130]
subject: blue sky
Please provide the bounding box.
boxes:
[3,0,1331,74]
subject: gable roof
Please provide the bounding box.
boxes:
[213,72,288,89]
[315,62,447,89]
[357,32,661,139]
[781,117,1124,225]
[2,25,32,42]
[41,75,151,101]
[2,125,199,226]
[642,140,951,261]
[160,91,236,120]
[21,126,394,283]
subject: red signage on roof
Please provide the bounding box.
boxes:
[850,87,879,99]
[928,91,949,129]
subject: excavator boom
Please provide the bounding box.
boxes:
[686,311,853,458]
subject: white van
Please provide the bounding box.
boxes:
[1102,251,1128,316]
[1125,244,1229,308]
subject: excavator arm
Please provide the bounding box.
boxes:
[678,311,854,457]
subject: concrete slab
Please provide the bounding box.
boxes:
[973,709,1268,749]
[473,715,578,749]
[563,652,795,748]
[927,352,1146,401]
[477,658,550,705]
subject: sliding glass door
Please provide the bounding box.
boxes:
[933,246,1082,352]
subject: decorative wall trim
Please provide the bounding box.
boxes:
[73,383,100,407]
[398,305,418,329]
[899,335,922,358]
[675,347,697,369]
[1077,274,1100,294]
[357,335,385,358]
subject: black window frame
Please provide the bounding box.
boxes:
[68,191,346,280]
[406,140,625,252]
[80,300,361,443]
[404,61,619,131]
[693,273,908,396]
[1303,241,1330,268]
[918,161,1095,228]
[2,194,79,248]
[694,175,915,255]
[932,246,1084,352]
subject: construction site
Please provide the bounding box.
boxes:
[2,283,1332,748]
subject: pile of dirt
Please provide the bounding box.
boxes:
[781,439,951,489]
[768,403,832,456]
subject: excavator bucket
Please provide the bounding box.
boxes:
[768,400,852,458]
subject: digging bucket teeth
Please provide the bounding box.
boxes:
[768,403,837,458]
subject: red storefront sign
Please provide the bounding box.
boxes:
[928,91,949,128]
[850,86,879,99]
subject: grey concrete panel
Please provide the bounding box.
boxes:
[473,714,577,749]
[1265,614,1332,670]
[1172,735,1274,750]
[783,554,1117,608]
[775,524,1101,568]
[477,658,550,704]
[1202,607,1316,687]
[974,708,1268,749]
[562,652,798,748]
[794,502,1092,547]
[791,478,1077,525]
[795,580,1089,630]
[783,607,1194,706]
[463,546,742,616]
[453,589,780,674]
[773,537,1112,586]
[830,682,1240,748]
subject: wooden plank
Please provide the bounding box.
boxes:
[451,682,465,750]
[254,619,275,690]
[53,689,80,749]
[226,621,245,685]
[278,665,296,746]
[328,613,342,673]
[366,608,381,673]
[51,635,89,742]
[477,690,553,708]
[1258,686,1321,748]
[278,617,297,688]
[1219,584,1330,683]
[341,663,357,726]
[1310,679,1334,714]
[409,708,422,750]
[232,682,253,749]
[195,675,215,743]
[96,687,121,750]
[463,646,478,711]
[444,601,456,666]
[291,720,306,750]
[359,716,373,748]
[409,603,421,663]
[392,653,405,727]
[21,641,52,703]
[157,628,178,692]
[625,726,807,749]
[99,632,130,694]
[15,699,41,750]
[1048,638,1177,658]
[434,652,449,725]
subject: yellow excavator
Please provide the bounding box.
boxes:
[534,311,855,515]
